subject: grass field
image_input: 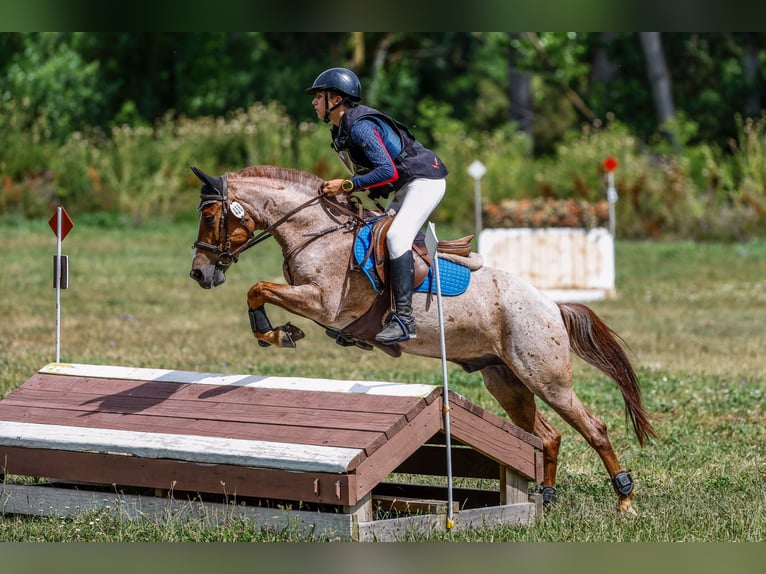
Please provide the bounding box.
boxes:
[0,217,764,541]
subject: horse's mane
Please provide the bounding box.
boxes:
[228,165,323,194]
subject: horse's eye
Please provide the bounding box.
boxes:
[204,215,216,226]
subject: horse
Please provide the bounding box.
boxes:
[189,164,656,515]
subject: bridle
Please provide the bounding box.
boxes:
[193,177,368,267]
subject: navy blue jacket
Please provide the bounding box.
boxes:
[331,105,448,198]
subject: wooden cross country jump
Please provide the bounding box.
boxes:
[0,363,543,541]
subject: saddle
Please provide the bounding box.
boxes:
[325,215,475,358]
[369,215,473,289]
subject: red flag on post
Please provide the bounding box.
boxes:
[603,156,619,172]
[48,206,74,241]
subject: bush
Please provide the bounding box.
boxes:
[1,101,766,240]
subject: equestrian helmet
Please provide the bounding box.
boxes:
[306,68,361,101]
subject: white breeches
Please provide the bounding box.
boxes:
[385,178,446,258]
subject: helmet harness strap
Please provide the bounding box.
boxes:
[323,90,350,123]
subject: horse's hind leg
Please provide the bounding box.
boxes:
[480,365,562,506]
[483,364,637,514]
[531,375,638,515]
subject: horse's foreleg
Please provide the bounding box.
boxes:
[246,281,324,348]
[247,305,304,347]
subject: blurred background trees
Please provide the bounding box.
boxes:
[1,32,765,239]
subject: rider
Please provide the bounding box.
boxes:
[306,67,449,344]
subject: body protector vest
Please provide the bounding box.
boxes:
[331,105,449,198]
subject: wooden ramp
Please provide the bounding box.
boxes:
[0,363,543,541]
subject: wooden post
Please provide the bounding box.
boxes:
[499,466,528,505]
[345,492,373,541]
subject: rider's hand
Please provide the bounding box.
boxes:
[322,179,346,197]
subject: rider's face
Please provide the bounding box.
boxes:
[311,91,343,123]
[311,91,326,120]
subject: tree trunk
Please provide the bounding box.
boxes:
[507,33,534,143]
[351,32,365,71]
[591,32,619,85]
[742,33,762,118]
[365,32,396,106]
[639,32,675,125]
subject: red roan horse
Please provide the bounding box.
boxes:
[189,165,656,514]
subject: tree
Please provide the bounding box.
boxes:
[507,33,534,141]
[742,33,763,118]
[0,32,762,152]
[1,33,104,141]
[640,32,677,146]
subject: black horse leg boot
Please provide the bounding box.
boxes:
[375,250,416,343]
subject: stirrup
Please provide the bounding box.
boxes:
[375,314,416,344]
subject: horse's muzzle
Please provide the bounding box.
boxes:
[189,264,226,289]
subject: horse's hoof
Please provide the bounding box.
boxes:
[541,486,557,507]
[278,323,305,348]
[618,495,638,515]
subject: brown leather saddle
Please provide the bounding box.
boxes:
[324,215,473,357]
[369,215,473,289]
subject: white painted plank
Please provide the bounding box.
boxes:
[357,503,536,541]
[0,483,354,539]
[39,363,436,398]
[0,421,360,473]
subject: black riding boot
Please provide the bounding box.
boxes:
[375,251,416,343]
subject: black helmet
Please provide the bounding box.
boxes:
[305,67,361,101]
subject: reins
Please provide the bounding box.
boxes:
[233,192,326,258]
[194,181,370,266]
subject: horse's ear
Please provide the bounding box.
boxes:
[191,166,225,196]
[191,166,208,184]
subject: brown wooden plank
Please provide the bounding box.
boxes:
[448,392,543,450]
[447,401,541,481]
[350,398,444,502]
[2,387,406,435]
[23,373,429,416]
[0,445,355,505]
[15,374,433,441]
[0,404,386,452]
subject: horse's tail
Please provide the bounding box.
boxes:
[558,302,657,446]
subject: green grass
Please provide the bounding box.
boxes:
[1,218,765,541]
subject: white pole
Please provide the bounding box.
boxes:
[474,178,482,245]
[467,160,487,252]
[607,171,618,237]
[426,222,454,530]
[55,206,62,363]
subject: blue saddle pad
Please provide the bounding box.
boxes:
[353,225,471,296]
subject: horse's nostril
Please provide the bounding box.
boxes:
[190,269,202,281]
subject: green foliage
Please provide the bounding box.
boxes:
[1,33,104,142]
[2,32,765,149]
[2,98,766,238]
[2,32,766,237]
